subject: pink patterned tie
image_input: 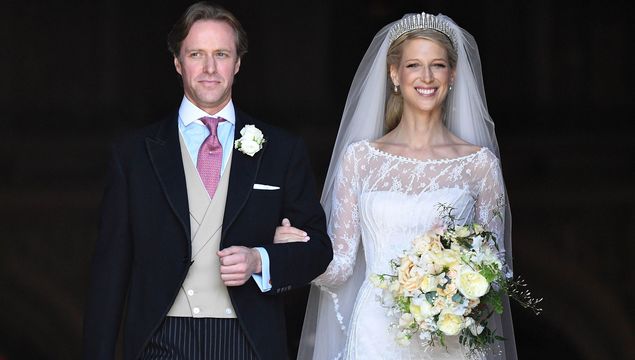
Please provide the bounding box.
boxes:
[197,116,225,198]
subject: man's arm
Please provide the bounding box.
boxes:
[218,218,308,289]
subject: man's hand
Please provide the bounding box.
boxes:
[273,218,310,243]
[218,246,262,286]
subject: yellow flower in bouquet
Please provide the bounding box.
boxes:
[397,257,414,285]
[403,274,423,293]
[452,225,471,238]
[437,282,458,297]
[437,311,463,336]
[436,248,461,269]
[419,275,438,293]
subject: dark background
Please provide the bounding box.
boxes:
[1,0,633,359]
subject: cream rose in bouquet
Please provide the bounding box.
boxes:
[370,203,542,355]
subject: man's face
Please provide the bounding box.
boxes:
[174,20,241,114]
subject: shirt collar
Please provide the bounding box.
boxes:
[178,96,236,126]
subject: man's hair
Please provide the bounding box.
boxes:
[167,1,248,58]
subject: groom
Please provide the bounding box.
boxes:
[81,2,332,359]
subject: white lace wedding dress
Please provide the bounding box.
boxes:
[313,140,505,360]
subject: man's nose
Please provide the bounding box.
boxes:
[203,57,216,73]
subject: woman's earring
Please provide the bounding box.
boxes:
[449,84,453,91]
[393,84,399,94]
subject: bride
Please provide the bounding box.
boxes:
[276,12,516,360]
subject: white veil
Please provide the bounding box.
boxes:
[298,12,516,360]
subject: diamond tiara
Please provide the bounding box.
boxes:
[387,12,457,49]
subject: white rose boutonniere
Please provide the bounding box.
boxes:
[235,125,265,156]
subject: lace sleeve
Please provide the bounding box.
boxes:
[314,145,362,287]
[475,151,506,242]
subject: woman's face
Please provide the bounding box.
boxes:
[390,38,454,116]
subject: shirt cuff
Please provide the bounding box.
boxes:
[251,247,272,292]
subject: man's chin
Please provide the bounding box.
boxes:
[190,95,231,113]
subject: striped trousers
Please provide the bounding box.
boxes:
[140,317,258,360]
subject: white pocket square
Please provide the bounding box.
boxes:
[253,183,280,190]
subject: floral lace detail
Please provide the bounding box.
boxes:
[365,139,486,165]
[315,140,504,288]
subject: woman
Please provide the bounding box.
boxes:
[277,12,516,359]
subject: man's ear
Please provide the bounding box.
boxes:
[174,56,182,76]
[234,57,241,75]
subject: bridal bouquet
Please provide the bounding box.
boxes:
[370,203,541,354]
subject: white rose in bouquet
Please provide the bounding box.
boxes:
[456,267,490,299]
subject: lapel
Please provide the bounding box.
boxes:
[221,110,266,242]
[145,113,191,244]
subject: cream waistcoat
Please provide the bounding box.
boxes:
[167,133,236,318]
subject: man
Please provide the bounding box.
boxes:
[82,2,332,359]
